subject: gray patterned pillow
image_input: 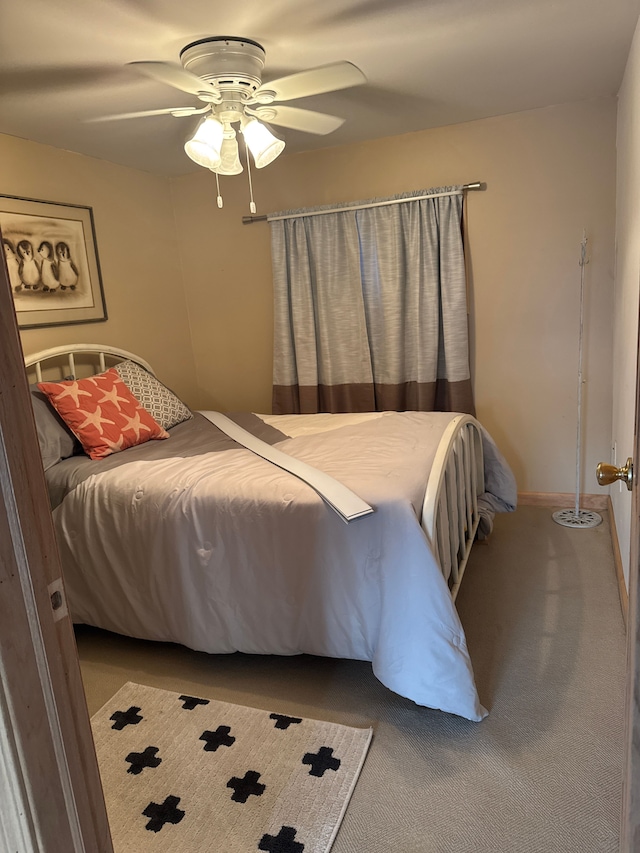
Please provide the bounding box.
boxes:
[114,360,192,430]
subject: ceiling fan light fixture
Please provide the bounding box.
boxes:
[242,117,285,168]
[184,115,224,169]
[113,38,365,203]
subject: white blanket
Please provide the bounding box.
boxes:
[52,411,515,721]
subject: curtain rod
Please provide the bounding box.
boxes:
[242,182,485,224]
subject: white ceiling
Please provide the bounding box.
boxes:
[1,0,639,177]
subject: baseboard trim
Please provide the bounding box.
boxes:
[517,491,609,510]
[607,495,629,628]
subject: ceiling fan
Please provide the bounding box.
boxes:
[91,36,367,180]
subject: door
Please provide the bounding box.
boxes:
[0,244,113,849]
[619,298,640,851]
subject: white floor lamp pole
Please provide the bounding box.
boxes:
[553,231,602,529]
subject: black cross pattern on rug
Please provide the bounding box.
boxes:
[227,770,266,803]
[258,825,304,853]
[199,725,236,752]
[142,795,185,833]
[125,745,162,775]
[110,705,142,730]
[269,713,303,730]
[179,695,210,710]
[302,746,341,777]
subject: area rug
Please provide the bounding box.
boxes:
[91,682,373,852]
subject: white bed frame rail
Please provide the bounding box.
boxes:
[422,415,484,600]
[24,344,154,382]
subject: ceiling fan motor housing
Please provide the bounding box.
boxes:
[180,37,265,100]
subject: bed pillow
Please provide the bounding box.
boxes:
[37,368,169,460]
[114,360,193,430]
[30,385,81,470]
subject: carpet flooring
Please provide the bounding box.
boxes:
[76,505,626,852]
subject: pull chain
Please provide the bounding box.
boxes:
[215,172,223,209]
[245,141,257,214]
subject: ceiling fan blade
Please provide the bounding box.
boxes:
[85,106,205,123]
[127,61,222,103]
[252,105,345,135]
[251,61,366,104]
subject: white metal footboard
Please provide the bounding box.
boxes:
[422,415,484,600]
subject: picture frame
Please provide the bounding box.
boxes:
[1,195,107,329]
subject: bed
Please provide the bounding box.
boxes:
[26,344,516,721]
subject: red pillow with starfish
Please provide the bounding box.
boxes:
[37,368,169,460]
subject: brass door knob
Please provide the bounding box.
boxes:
[596,457,633,491]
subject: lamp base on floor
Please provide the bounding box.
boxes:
[552,508,602,529]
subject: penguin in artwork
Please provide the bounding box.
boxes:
[17,239,41,290]
[55,241,79,290]
[38,240,60,292]
[3,239,23,292]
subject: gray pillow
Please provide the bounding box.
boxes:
[30,385,81,470]
[114,360,193,430]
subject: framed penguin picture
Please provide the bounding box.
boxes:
[1,195,107,329]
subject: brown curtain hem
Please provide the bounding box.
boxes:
[272,379,475,416]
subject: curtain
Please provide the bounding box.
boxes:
[270,187,474,415]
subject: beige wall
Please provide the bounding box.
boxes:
[0,133,198,405]
[171,99,617,494]
[612,17,640,589]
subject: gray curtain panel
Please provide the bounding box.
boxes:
[270,188,475,415]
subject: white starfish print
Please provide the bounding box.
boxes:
[120,410,151,440]
[103,434,126,453]
[98,383,131,408]
[77,405,116,434]
[53,381,92,407]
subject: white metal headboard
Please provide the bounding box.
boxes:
[24,344,154,383]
